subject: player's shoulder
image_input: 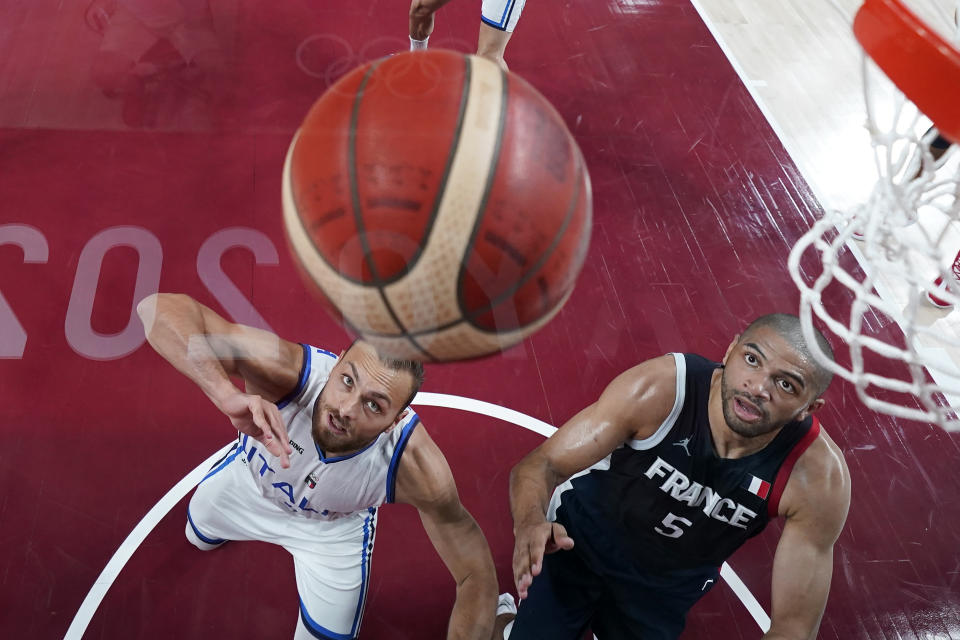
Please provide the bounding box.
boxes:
[603,353,680,410]
[271,344,338,405]
[591,353,681,441]
[611,353,678,390]
[299,344,339,362]
[393,420,459,509]
[780,424,851,525]
[397,419,444,477]
[797,425,849,487]
[299,343,352,387]
[301,344,340,374]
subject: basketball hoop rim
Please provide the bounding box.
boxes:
[853,0,960,144]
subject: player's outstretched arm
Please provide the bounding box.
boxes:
[763,433,850,640]
[136,292,299,466]
[394,427,498,640]
[509,355,678,599]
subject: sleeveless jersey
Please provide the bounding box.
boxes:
[547,352,820,571]
[232,344,420,521]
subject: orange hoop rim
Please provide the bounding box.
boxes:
[854,0,960,144]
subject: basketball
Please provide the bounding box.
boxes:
[282,50,592,361]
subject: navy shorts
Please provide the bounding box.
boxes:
[508,547,720,640]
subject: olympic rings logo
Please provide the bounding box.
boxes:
[294,33,476,87]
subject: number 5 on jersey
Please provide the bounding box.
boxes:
[655,512,693,538]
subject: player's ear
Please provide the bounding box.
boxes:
[383,409,409,433]
[798,397,825,421]
[390,409,410,429]
[723,335,740,363]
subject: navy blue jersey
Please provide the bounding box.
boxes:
[548,352,820,572]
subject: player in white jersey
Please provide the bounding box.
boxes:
[137,293,497,640]
[409,0,526,70]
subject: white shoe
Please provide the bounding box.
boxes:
[497,592,517,616]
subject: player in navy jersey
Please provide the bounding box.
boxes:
[408,0,525,70]
[137,293,497,640]
[496,314,851,639]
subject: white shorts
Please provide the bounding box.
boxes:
[187,445,377,639]
[481,0,527,32]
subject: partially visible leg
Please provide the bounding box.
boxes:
[913,126,953,181]
[919,128,957,308]
[477,22,513,70]
[929,129,952,165]
[289,509,378,640]
[591,565,721,640]
[503,548,602,640]
[184,443,272,551]
[184,515,227,551]
[478,0,526,70]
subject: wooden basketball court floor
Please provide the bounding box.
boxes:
[1,0,958,638]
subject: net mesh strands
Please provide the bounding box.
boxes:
[788,0,960,427]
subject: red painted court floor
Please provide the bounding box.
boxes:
[1,0,959,638]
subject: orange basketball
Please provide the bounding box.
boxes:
[282,50,592,361]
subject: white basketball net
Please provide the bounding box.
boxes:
[787,0,960,428]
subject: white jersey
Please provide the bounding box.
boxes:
[234,344,420,521]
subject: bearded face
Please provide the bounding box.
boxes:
[311,342,414,457]
[719,326,822,438]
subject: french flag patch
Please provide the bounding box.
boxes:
[742,474,771,499]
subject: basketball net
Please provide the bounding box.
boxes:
[787,0,960,428]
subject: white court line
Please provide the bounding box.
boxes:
[720,562,772,631]
[413,392,557,437]
[64,392,770,638]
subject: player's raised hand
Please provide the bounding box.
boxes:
[219,392,293,468]
[512,520,575,599]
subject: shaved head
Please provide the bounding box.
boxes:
[740,314,835,397]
